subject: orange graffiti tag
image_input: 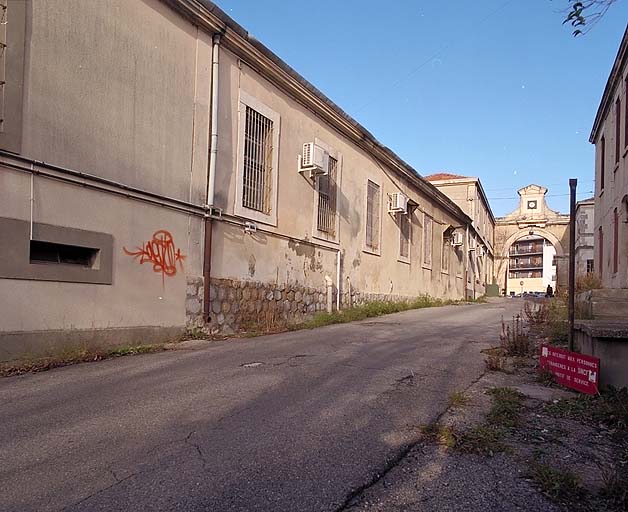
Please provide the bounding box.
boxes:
[124,230,186,283]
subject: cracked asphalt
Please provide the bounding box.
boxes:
[0,299,520,512]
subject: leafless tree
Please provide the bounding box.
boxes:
[562,0,620,36]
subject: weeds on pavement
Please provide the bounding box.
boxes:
[527,461,584,505]
[448,391,469,408]
[295,296,457,330]
[0,343,170,377]
[500,315,531,356]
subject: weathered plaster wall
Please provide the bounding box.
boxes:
[208,48,467,326]
[0,0,210,359]
[593,68,628,288]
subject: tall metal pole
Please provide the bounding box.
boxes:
[568,178,577,351]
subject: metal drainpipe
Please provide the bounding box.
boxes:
[464,225,469,300]
[203,34,221,323]
[336,250,341,312]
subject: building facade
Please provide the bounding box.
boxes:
[0,0,480,360]
[494,185,569,295]
[507,236,556,294]
[590,25,628,288]
[575,198,595,277]
[425,173,496,298]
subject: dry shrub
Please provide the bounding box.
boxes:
[576,272,602,293]
[485,352,508,373]
[500,315,531,356]
[523,300,549,325]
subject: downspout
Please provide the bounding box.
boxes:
[203,33,221,322]
[464,224,469,300]
[336,250,341,311]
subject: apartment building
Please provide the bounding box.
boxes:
[591,25,628,287]
[575,198,595,277]
[507,236,556,294]
[0,0,479,359]
[577,24,628,388]
[425,173,496,297]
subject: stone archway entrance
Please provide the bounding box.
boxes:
[493,185,570,295]
[501,230,562,295]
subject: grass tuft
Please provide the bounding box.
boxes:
[295,296,458,330]
[0,343,169,377]
[448,391,470,408]
[527,461,584,504]
[420,423,458,448]
[486,387,524,428]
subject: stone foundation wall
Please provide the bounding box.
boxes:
[199,278,438,334]
[185,276,205,329]
[206,278,329,334]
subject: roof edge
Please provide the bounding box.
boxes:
[590,24,628,143]
[162,0,471,225]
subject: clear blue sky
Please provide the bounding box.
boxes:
[217,0,627,216]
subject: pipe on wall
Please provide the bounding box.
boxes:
[336,250,341,311]
[203,34,221,322]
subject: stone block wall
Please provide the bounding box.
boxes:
[206,278,329,334]
[187,277,444,335]
[185,276,205,329]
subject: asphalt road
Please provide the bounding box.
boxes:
[1,299,520,512]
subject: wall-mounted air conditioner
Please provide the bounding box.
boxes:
[299,142,329,177]
[388,193,408,214]
[451,232,464,246]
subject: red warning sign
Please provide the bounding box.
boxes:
[539,345,600,395]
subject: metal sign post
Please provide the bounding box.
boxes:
[568,179,577,351]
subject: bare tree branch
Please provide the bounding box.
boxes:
[562,0,619,36]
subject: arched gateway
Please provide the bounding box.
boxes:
[494,185,570,295]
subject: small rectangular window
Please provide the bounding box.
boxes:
[317,156,337,235]
[399,213,410,260]
[242,106,274,214]
[587,259,594,274]
[30,240,100,268]
[365,180,380,251]
[423,215,433,267]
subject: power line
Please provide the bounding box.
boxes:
[354,0,517,114]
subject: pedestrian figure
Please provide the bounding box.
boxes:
[546,284,553,298]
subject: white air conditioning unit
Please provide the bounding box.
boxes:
[299,142,329,176]
[388,192,408,214]
[451,232,464,246]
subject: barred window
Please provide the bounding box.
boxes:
[441,234,449,272]
[423,215,433,267]
[365,180,380,251]
[242,106,274,214]
[586,259,594,274]
[317,156,337,235]
[236,92,280,225]
[399,213,410,260]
